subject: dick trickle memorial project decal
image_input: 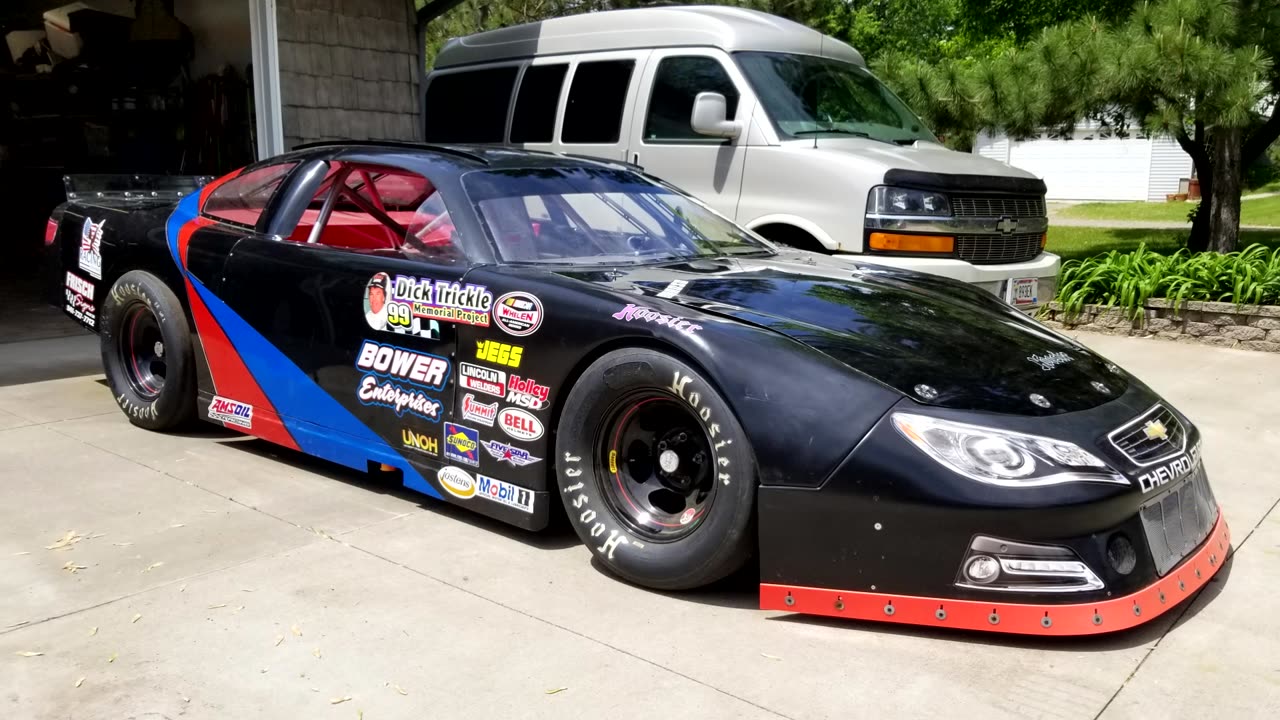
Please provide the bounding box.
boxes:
[364,272,494,338]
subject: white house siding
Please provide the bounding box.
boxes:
[1148,136,1195,201]
[975,132,1010,164]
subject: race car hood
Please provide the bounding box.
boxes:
[575,251,1126,416]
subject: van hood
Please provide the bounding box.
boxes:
[783,137,1038,180]
[563,251,1123,416]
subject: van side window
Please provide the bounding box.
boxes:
[424,67,518,142]
[644,57,740,142]
[562,60,635,144]
[511,64,568,143]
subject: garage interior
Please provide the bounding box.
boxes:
[0,0,255,358]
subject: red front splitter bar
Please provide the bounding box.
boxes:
[760,511,1229,635]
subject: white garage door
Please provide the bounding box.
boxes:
[1008,130,1151,201]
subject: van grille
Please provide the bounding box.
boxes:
[955,233,1044,265]
[1140,464,1217,576]
[952,195,1046,218]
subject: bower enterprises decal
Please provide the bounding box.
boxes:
[476,474,535,513]
[401,427,439,457]
[437,466,476,500]
[64,271,96,328]
[380,274,493,329]
[475,340,523,368]
[78,217,105,280]
[358,377,443,421]
[355,340,450,390]
[493,292,543,336]
[444,422,481,466]
[459,363,506,398]
[482,439,542,467]
[498,407,544,441]
[460,393,498,427]
[505,374,550,410]
[208,396,253,429]
[612,303,701,336]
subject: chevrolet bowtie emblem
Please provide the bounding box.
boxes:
[995,216,1018,234]
[1143,420,1169,441]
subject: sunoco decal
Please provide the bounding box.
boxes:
[460,393,498,427]
[475,340,523,368]
[208,395,253,429]
[444,422,481,466]
[612,303,701,336]
[459,363,506,398]
[376,274,493,329]
[78,217,104,280]
[402,427,439,457]
[365,272,441,339]
[493,292,543,336]
[476,474,535,513]
[483,439,542,467]
[437,466,476,499]
[64,271,96,329]
[505,374,549,411]
[498,407,544,441]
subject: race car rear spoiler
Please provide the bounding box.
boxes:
[63,174,215,202]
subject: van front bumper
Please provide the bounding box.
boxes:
[844,251,1060,309]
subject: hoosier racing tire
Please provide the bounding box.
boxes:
[100,271,197,431]
[555,348,755,590]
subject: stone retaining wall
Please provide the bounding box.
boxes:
[1039,299,1280,352]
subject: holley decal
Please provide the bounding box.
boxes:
[505,375,550,410]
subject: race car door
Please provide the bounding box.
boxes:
[214,158,473,481]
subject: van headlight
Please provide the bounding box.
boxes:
[892,413,1128,488]
[868,186,950,216]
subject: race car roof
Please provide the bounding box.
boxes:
[253,141,640,179]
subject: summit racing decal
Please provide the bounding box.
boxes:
[476,474,535,513]
[475,340,523,368]
[459,363,506,398]
[612,303,702,336]
[482,439,542,468]
[1027,351,1073,371]
[79,217,104,279]
[379,274,493,329]
[356,340,449,390]
[505,375,550,411]
[493,292,543,336]
[444,422,481,466]
[64,271,96,329]
[365,272,441,339]
[460,393,498,427]
[208,395,253,429]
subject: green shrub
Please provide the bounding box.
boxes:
[1055,243,1280,317]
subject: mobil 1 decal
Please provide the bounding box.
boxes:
[355,340,449,422]
[493,292,543,336]
[365,272,493,336]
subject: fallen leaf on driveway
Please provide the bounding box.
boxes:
[274,635,284,647]
[760,653,782,661]
[107,653,117,663]
[179,585,186,593]
[12,551,30,556]
[112,542,132,547]
[207,604,227,609]
[329,696,351,705]
[62,561,88,574]
[13,651,43,657]
[545,687,568,695]
[291,624,302,637]
[131,614,142,624]
[170,524,185,529]
[392,683,408,696]
[142,562,164,573]
[75,677,85,688]
[89,627,97,636]
[312,647,322,659]
[182,697,190,703]
[46,530,84,550]
[261,668,269,674]
[89,533,106,539]
[241,588,255,592]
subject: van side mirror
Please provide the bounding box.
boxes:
[690,92,741,139]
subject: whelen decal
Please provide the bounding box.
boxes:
[208,395,253,428]
[493,292,543,336]
[482,439,542,467]
[459,363,506,398]
[78,217,104,280]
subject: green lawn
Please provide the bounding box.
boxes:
[1058,194,1280,226]
[1046,226,1280,262]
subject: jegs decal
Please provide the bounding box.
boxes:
[505,375,549,410]
[493,292,543,336]
[482,439,542,467]
[355,340,449,421]
[498,407,544,442]
[64,271,96,329]
[365,272,441,339]
[208,395,253,429]
[475,340,523,368]
[444,422,481,466]
[612,303,702,336]
[460,393,498,427]
[459,363,506,398]
[79,217,104,280]
[372,274,494,330]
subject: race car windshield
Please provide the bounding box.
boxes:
[462,167,773,265]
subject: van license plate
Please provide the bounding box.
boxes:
[1007,277,1038,306]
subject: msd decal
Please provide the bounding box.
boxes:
[79,217,105,279]
[482,439,542,467]
[208,395,253,429]
[505,375,550,410]
[498,407,544,441]
[460,393,498,427]
[476,474,535,513]
[444,422,481,466]
[493,292,543,336]
[459,363,506,398]
[356,340,450,390]
[612,303,701,336]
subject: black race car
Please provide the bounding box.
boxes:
[46,142,1227,635]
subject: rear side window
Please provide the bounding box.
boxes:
[203,162,297,228]
[510,64,568,143]
[424,67,518,143]
[562,60,634,144]
[644,57,740,142]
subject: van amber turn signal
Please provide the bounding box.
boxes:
[868,232,954,254]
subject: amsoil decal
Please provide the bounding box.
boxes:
[64,271,96,328]
[476,474,535,513]
[444,422,481,466]
[459,363,506,398]
[356,340,450,390]
[364,272,442,340]
[78,217,104,280]
[482,439,542,467]
[505,375,550,410]
[475,340,523,368]
[381,274,493,328]
[460,393,498,427]
[493,292,543,336]
[402,427,439,457]
[208,395,253,429]
[612,303,702,336]
[438,466,476,499]
[498,407,544,441]
[1138,442,1202,493]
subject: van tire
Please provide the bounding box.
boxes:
[753,224,829,254]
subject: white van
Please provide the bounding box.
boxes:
[423,5,1058,308]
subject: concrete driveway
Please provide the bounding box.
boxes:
[1,332,1277,719]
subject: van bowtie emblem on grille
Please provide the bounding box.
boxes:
[995,216,1018,234]
[1143,420,1169,441]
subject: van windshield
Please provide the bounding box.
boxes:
[735,51,937,145]
[462,167,773,266]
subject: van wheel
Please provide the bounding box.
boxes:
[100,271,196,430]
[555,348,755,590]
[754,224,829,254]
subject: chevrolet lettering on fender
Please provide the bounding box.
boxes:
[47,141,1228,637]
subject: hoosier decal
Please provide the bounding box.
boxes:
[505,374,549,411]
[459,363,506,398]
[612,303,701,336]
[381,274,493,329]
[78,217,104,280]
[493,292,543,336]
[444,422,481,466]
[460,393,498,427]
[208,395,253,429]
[482,439,542,467]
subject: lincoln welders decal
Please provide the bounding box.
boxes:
[377,274,493,329]
[366,272,441,339]
[355,340,449,421]
[79,217,105,279]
